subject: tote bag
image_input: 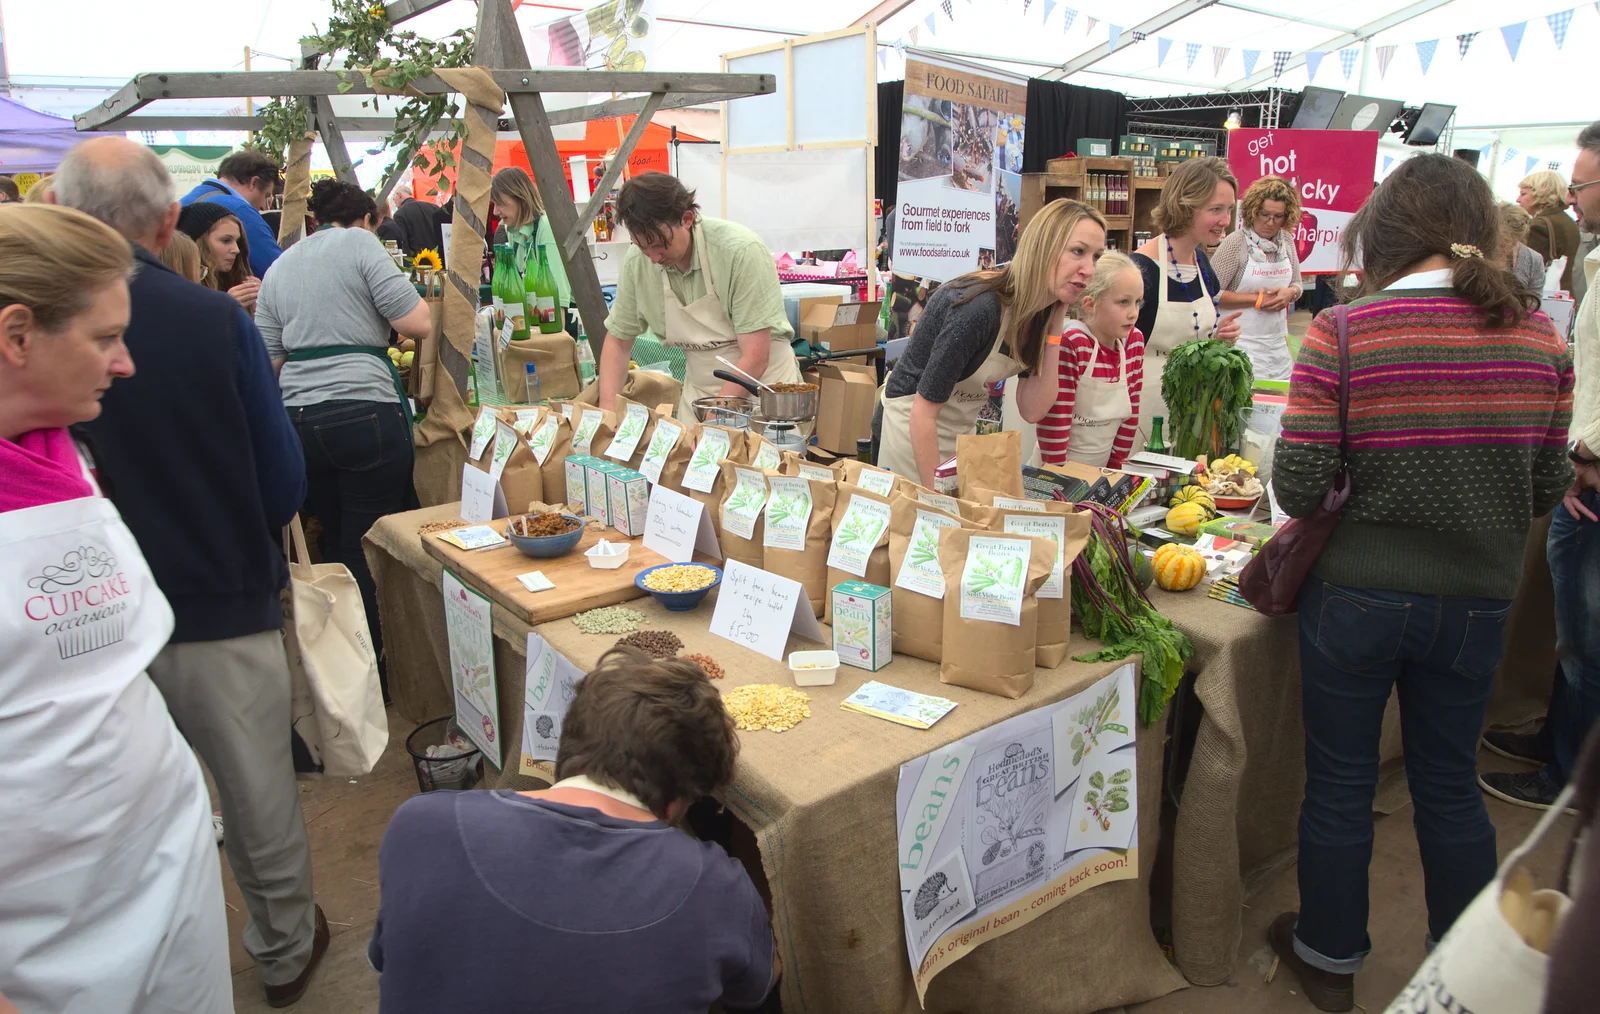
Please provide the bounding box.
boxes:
[1238,305,1350,615]
[283,516,388,776]
[1381,781,1577,1014]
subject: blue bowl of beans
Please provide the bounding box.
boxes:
[634,563,722,611]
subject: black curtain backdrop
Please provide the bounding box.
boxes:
[876,79,904,223]
[1021,79,1129,172]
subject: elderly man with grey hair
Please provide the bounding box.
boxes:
[51,136,328,1008]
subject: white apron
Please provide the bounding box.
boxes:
[1232,237,1295,382]
[661,221,800,422]
[0,487,231,1013]
[1064,337,1133,467]
[1139,234,1219,447]
[879,326,1023,482]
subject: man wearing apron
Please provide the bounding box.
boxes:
[597,173,800,421]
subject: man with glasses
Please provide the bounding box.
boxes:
[1482,122,1600,811]
[181,149,284,277]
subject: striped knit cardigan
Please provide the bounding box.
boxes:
[1274,288,1574,599]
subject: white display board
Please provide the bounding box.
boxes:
[723,148,868,253]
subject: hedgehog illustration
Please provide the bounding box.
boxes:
[913,872,958,920]
[535,714,555,740]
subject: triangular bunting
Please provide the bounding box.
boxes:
[1480,144,1492,162]
[879,50,888,69]
[1338,47,1359,80]
[910,25,919,44]
[1042,0,1057,24]
[1503,147,1520,166]
[1023,0,1034,13]
[1186,41,1202,70]
[1241,49,1260,77]
[1062,7,1077,32]
[1304,50,1325,82]
[1456,32,1477,58]
[1501,22,1527,61]
[925,12,937,34]
[1086,16,1098,35]
[1158,38,1173,65]
[1549,9,1575,48]
[942,0,954,19]
[1132,30,1147,43]
[1376,44,1397,79]
[1415,39,1438,75]
[1527,155,1540,175]
[1382,156,1394,172]
[894,38,905,57]
[1271,50,1291,78]
[1213,46,1230,77]
[1108,24,1123,51]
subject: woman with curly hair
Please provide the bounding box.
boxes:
[1519,168,1580,293]
[1214,174,1304,381]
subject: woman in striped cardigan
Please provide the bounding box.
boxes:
[1267,154,1575,1012]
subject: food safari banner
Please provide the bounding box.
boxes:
[893,56,1027,282]
[1226,128,1379,273]
[896,664,1139,1002]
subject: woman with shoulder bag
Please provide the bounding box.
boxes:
[1264,154,1575,1012]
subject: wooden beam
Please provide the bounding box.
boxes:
[850,1,917,26]
[85,115,460,132]
[310,97,361,183]
[565,92,665,258]
[383,0,454,24]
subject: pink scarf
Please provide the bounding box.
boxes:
[0,427,94,513]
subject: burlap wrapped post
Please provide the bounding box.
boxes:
[277,129,315,248]
[432,66,505,368]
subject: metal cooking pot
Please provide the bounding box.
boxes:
[691,395,756,430]
[712,370,819,422]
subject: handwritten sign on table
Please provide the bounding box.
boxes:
[460,462,508,524]
[642,483,722,563]
[709,559,825,661]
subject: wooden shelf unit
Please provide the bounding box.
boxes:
[1019,156,1167,255]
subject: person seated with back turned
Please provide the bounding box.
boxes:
[369,647,780,1013]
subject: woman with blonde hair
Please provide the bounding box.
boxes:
[160,230,203,283]
[0,204,232,1011]
[491,166,571,320]
[1518,168,1580,292]
[177,201,259,313]
[1496,200,1548,293]
[1214,174,1304,380]
[1131,156,1244,447]
[876,198,1107,486]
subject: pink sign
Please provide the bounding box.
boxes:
[1227,129,1379,273]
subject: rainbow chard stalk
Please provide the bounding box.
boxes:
[1070,502,1194,727]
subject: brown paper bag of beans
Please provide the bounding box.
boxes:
[837,458,902,499]
[888,494,982,663]
[493,407,546,513]
[824,482,895,624]
[937,527,1057,698]
[762,472,836,618]
[567,404,616,459]
[681,423,747,534]
[957,429,1024,499]
[574,367,682,417]
[596,396,656,471]
[963,493,1091,667]
[896,480,972,519]
[745,431,784,473]
[524,411,577,511]
[780,450,840,482]
[717,461,770,569]
[641,416,696,492]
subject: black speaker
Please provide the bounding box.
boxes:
[1453,148,1481,169]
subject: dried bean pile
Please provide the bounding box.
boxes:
[684,653,725,680]
[723,685,811,732]
[417,518,467,536]
[571,605,646,635]
[511,513,581,538]
[642,565,718,593]
[614,630,683,659]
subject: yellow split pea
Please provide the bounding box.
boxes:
[642,565,718,593]
[723,685,812,732]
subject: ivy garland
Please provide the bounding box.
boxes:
[246,0,475,187]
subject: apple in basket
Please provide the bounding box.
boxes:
[1293,212,1318,263]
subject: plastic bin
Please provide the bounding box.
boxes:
[406,716,482,793]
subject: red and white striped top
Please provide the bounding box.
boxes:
[1037,325,1145,468]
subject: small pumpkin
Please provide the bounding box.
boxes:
[1165,500,1215,537]
[1170,486,1216,513]
[1153,543,1206,592]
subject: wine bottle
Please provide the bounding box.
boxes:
[1145,416,1168,455]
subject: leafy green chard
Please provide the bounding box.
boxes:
[1159,339,1255,460]
[1070,502,1194,727]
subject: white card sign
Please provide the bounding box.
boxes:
[642,482,723,564]
[519,631,587,775]
[709,559,825,661]
[460,462,508,524]
[443,568,500,769]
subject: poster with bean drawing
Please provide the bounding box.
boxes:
[895,663,1139,1001]
[443,568,500,770]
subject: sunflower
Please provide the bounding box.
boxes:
[412,248,443,272]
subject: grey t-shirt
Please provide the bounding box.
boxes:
[257,226,421,407]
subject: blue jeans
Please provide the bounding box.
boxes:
[1544,490,1600,785]
[1293,576,1507,973]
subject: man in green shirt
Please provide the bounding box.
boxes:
[598,173,800,420]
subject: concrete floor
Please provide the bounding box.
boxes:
[223,713,1569,1014]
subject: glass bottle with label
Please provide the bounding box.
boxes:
[505,248,528,344]
[527,244,562,334]
[574,322,596,385]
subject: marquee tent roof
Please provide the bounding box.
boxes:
[0,95,79,174]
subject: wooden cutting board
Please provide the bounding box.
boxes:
[421,519,673,625]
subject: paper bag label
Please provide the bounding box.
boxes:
[763,477,814,551]
[489,421,518,481]
[560,403,574,421]
[752,441,782,471]
[991,495,1044,512]
[468,406,498,460]
[959,535,1032,626]
[639,419,683,484]
[512,409,542,436]
[855,467,897,497]
[571,408,603,455]
[827,495,891,577]
[721,467,769,541]
[528,415,558,465]
[604,403,649,461]
[799,463,836,482]
[917,490,962,515]
[683,427,732,493]
[1003,515,1066,599]
[894,509,962,599]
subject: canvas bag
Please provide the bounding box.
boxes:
[717,461,770,568]
[408,275,445,401]
[1382,780,1580,1014]
[887,495,982,662]
[936,527,1056,698]
[965,491,1092,667]
[824,482,895,623]
[575,368,683,417]
[1239,305,1351,615]
[763,473,837,618]
[499,333,580,402]
[283,517,387,776]
[957,429,1024,499]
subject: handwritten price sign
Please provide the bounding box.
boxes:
[709,560,824,661]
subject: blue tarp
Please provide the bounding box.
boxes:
[0,96,79,175]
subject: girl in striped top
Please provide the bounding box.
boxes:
[1037,252,1145,467]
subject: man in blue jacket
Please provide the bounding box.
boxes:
[181,149,284,277]
[54,137,327,1008]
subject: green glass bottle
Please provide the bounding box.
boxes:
[490,245,508,329]
[505,247,528,344]
[527,244,562,335]
[1145,416,1168,455]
